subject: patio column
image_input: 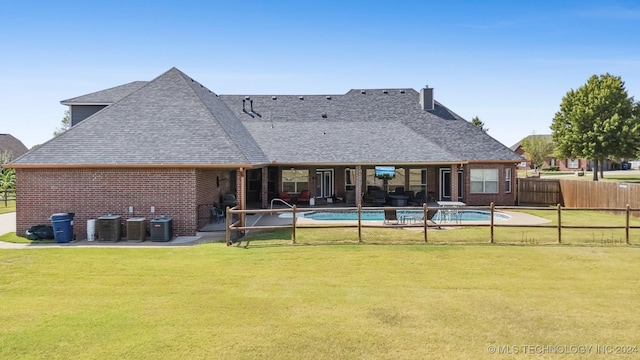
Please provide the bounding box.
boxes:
[261,166,268,209]
[238,167,246,231]
[450,164,459,202]
[355,165,363,206]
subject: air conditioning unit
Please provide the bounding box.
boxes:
[150,217,173,242]
[97,215,121,242]
[126,217,146,242]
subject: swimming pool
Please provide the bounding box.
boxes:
[279,209,510,222]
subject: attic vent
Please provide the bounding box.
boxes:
[326,96,331,100]
[400,90,405,94]
[272,96,277,100]
[360,90,366,94]
[383,90,388,94]
[299,96,304,100]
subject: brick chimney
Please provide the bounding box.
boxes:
[420,86,434,111]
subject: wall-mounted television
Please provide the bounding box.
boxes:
[375,166,396,179]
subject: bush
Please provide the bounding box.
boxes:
[542,166,559,171]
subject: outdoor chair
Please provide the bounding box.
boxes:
[410,191,425,206]
[297,190,310,204]
[383,209,399,225]
[372,190,387,206]
[211,203,225,223]
[278,191,291,202]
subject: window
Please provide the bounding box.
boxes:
[408,169,427,193]
[281,169,309,193]
[505,168,512,193]
[567,159,579,169]
[470,169,498,193]
[345,168,355,191]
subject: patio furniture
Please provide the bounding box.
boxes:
[384,209,399,224]
[389,194,409,206]
[278,191,291,202]
[297,190,310,204]
[372,190,387,206]
[221,193,238,208]
[211,203,225,223]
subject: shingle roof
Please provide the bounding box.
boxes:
[60,81,148,105]
[11,67,522,167]
[510,134,552,151]
[12,68,268,166]
[219,90,522,164]
[0,134,28,161]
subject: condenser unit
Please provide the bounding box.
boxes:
[150,217,173,242]
[126,217,146,242]
[97,215,121,242]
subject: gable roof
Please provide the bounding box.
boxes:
[10,67,522,168]
[60,81,148,105]
[12,68,269,167]
[0,134,28,161]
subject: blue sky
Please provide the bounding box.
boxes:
[1,0,640,149]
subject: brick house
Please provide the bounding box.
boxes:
[510,134,595,171]
[7,67,523,238]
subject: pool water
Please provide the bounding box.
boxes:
[280,210,510,221]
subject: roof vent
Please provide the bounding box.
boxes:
[244,96,250,100]
[299,96,304,100]
[383,90,388,94]
[400,89,405,94]
[326,96,331,100]
[360,90,366,94]
[321,114,327,118]
[272,96,277,100]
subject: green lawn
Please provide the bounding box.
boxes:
[0,199,15,214]
[1,244,639,359]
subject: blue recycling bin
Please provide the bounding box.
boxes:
[50,213,75,243]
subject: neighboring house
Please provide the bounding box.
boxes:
[7,67,523,238]
[510,134,595,171]
[0,134,29,163]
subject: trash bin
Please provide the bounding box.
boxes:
[50,213,75,243]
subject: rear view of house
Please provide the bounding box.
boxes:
[7,67,523,239]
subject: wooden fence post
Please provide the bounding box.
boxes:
[423,203,428,243]
[626,204,630,245]
[357,204,362,243]
[225,207,231,246]
[557,204,562,244]
[490,202,495,244]
[292,205,297,244]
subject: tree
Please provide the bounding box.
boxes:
[520,134,554,169]
[0,150,13,165]
[551,73,640,181]
[53,109,71,137]
[471,116,489,132]
[0,168,16,204]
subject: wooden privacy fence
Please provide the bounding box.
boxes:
[225,203,640,245]
[517,178,561,206]
[560,179,640,210]
[518,178,640,217]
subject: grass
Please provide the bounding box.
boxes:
[1,244,639,359]
[0,199,15,214]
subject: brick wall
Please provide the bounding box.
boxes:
[15,168,214,239]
